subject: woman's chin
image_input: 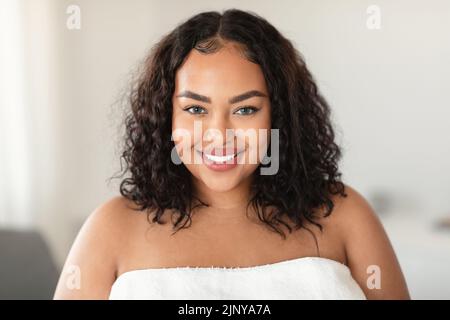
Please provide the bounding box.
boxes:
[187,164,257,194]
[200,176,240,193]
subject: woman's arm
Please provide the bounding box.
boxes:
[336,185,410,299]
[53,197,125,299]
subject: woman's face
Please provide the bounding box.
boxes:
[172,43,271,193]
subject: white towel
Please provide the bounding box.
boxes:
[109,256,366,300]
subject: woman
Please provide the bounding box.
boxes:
[54,9,410,299]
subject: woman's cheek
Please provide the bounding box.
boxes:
[172,117,196,164]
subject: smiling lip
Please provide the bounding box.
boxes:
[195,148,244,172]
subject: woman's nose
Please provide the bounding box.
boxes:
[203,112,233,145]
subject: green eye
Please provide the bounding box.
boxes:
[234,106,259,115]
[184,105,207,114]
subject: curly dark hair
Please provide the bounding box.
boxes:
[114,8,347,239]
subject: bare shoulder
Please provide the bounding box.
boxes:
[323,184,410,299]
[71,195,140,255]
[53,195,139,299]
[85,195,141,232]
[323,184,381,231]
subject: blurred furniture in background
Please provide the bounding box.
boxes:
[0,229,59,299]
[380,211,450,300]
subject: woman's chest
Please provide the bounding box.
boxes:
[116,216,343,275]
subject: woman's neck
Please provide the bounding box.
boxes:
[191,175,256,221]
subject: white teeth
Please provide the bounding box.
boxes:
[204,153,235,163]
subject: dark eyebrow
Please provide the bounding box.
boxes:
[229,90,267,104]
[175,91,211,103]
[175,90,267,104]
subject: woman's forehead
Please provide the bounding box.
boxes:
[174,47,268,97]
